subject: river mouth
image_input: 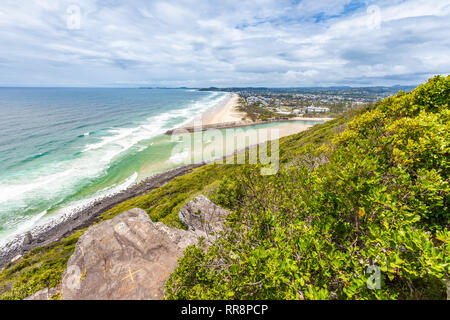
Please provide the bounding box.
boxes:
[0,86,329,267]
[0,88,230,243]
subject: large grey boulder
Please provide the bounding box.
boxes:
[60,196,229,300]
[178,195,229,236]
[61,208,198,300]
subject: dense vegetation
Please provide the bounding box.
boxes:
[0,76,448,300]
[0,231,82,300]
[165,76,449,300]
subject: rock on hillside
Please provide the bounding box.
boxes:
[60,196,229,300]
[61,208,199,300]
[178,195,229,236]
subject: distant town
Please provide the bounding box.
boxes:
[199,86,416,117]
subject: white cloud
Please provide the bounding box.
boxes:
[0,0,448,86]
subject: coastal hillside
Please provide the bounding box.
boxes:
[0,76,448,300]
[165,75,449,300]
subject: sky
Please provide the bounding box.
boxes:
[0,0,449,87]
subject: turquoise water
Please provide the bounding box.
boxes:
[0,88,230,241]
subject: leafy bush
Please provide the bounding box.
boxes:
[165,76,449,300]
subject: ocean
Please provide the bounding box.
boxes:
[0,88,230,243]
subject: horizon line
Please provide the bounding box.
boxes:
[0,84,420,89]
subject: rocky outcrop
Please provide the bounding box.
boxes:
[60,196,229,300]
[61,208,199,300]
[178,195,229,237]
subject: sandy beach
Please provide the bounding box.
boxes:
[202,93,247,125]
[273,122,314,138]
[192,92,331,138]
[198,93,331,137]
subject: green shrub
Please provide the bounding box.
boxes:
[166,76,450,300]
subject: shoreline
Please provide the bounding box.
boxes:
[170,92,333,134]
[0,93,238,266]
[0,163,206,268]
[0,93,333,268]
[201,93,247,125]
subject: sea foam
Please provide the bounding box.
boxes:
[0,91,230,244]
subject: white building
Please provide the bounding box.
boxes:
[306,105,330,113]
